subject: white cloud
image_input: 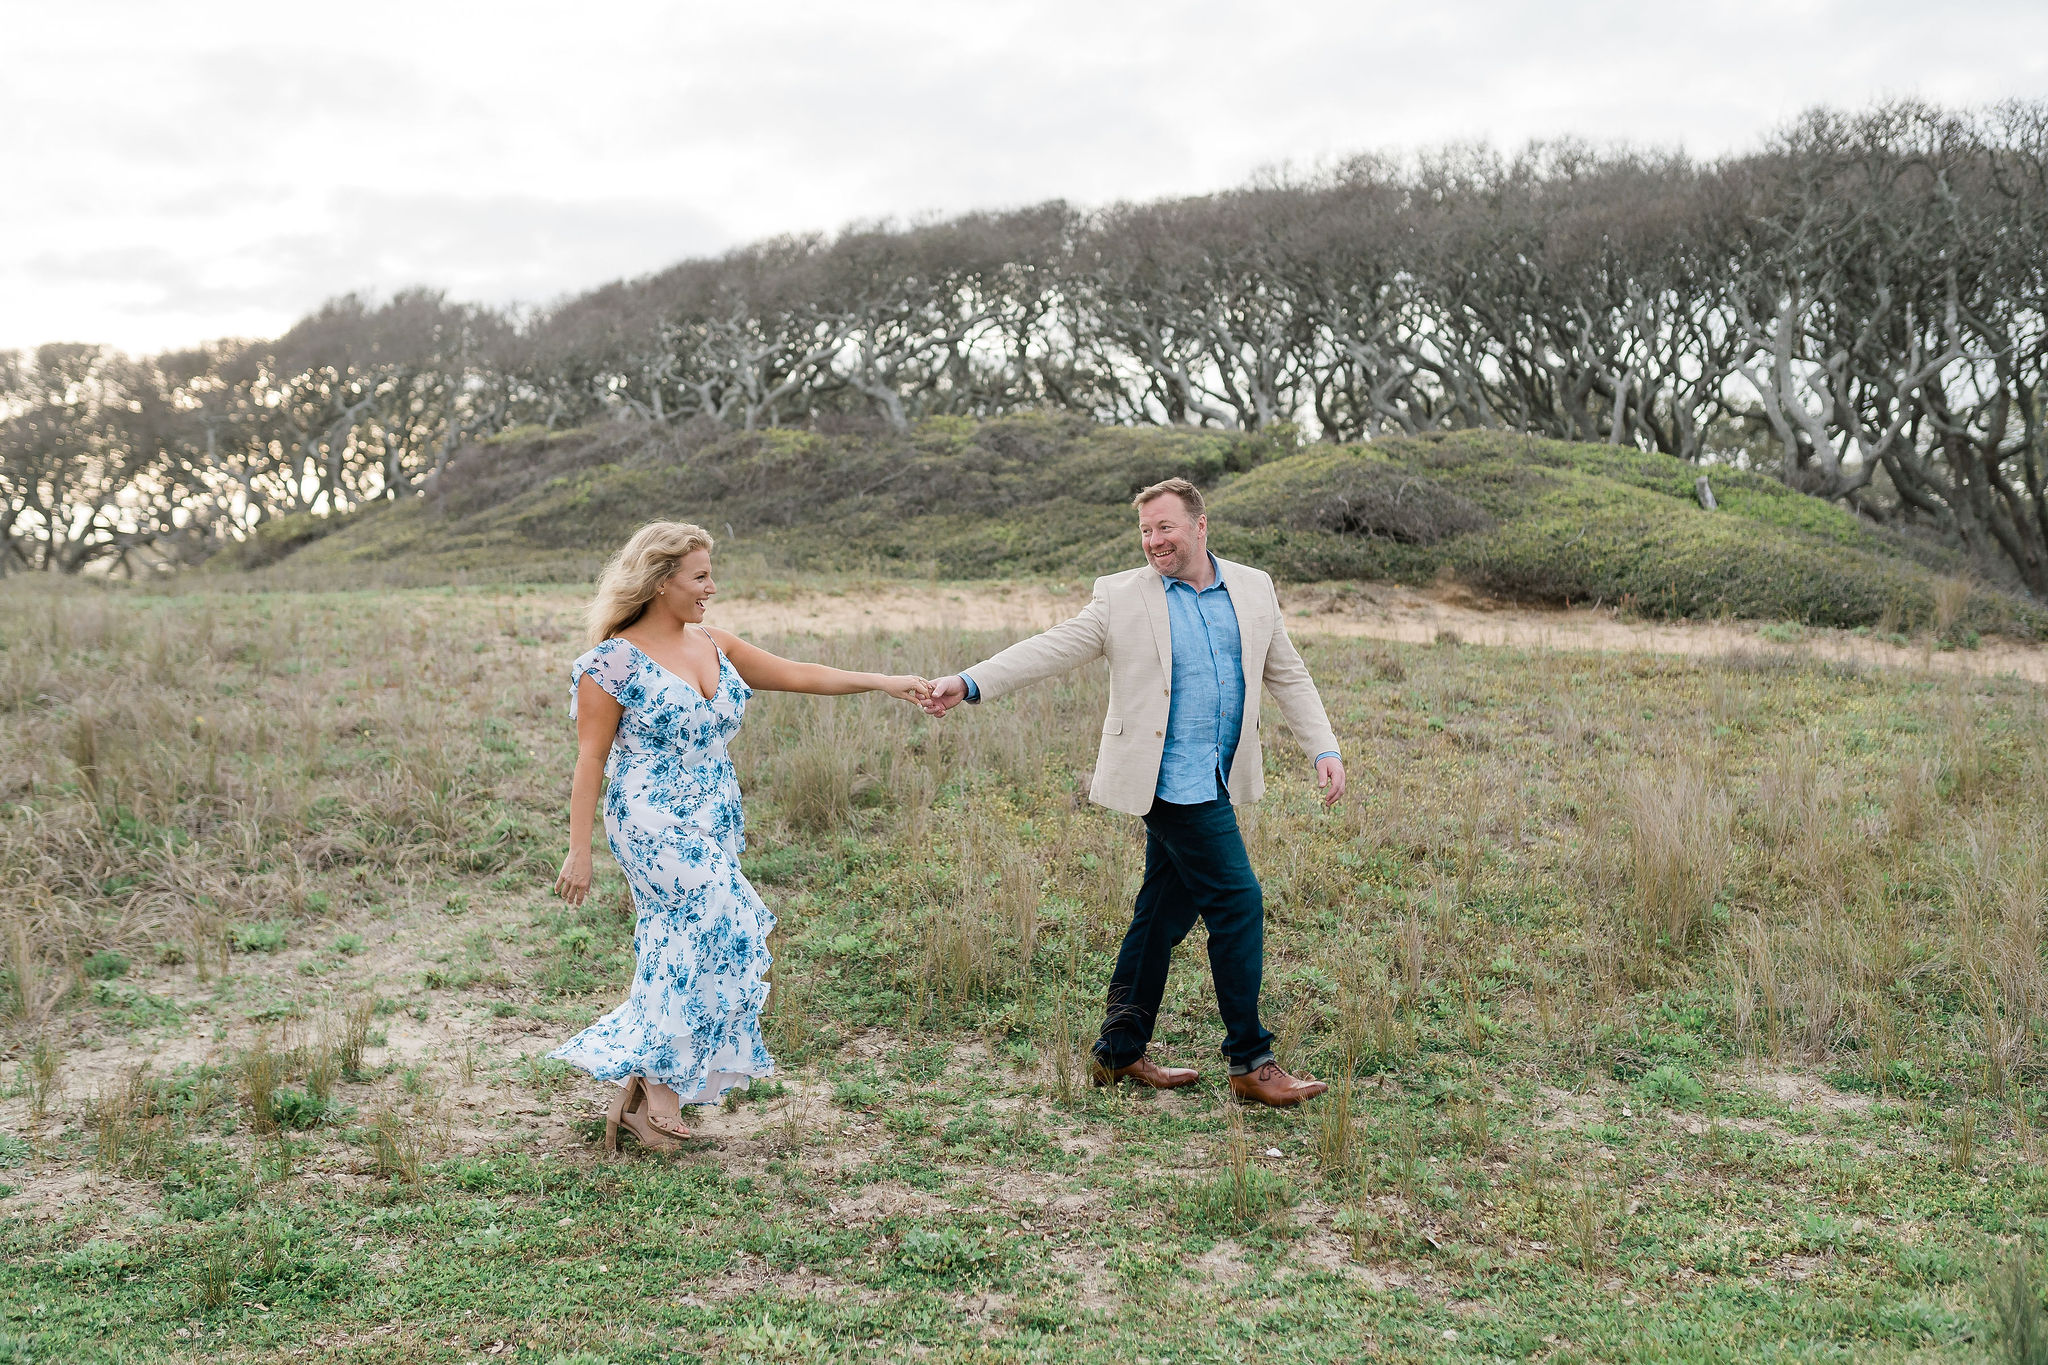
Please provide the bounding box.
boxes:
[5,0,2044,353]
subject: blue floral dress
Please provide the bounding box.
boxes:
[548,633,775,1105]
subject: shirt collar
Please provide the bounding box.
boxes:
[1163,552,1224,594]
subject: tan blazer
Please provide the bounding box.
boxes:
[963,556,1341,817]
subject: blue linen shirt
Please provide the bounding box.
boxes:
[1154,555,1248,803]
[961,553,1338,803]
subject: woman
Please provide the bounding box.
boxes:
[550,521,928,1149]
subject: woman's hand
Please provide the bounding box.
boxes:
[879,674,932,705]
[555,849,593,906]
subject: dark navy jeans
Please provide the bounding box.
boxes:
[1093,791,1274,1071]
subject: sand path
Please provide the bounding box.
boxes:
[703,580,2048,685]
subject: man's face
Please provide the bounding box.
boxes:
[1138,493,1206,581]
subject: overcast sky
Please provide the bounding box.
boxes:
[7,0,2045,356]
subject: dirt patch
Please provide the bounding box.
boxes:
[685,1250,869,1304]
[1533,1085,1607,1132]
[1743,1069,1874,1115]
[1050,1244,1120,1313]
[1193,1239,1250,1286]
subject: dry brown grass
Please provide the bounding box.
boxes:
[1623,759,1732,953]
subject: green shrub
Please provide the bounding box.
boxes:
[832,1076,882,1109]
[59,1237,139,1281]
[1894,1239,1966,1286]
[893,1226,999,1285]
[1208,446,1494,542]
[231,922,288,953]
[265,416,2044,635]
[83,951,130,980]
[268,1088,327,1131]
[1637,1063,1708,1110]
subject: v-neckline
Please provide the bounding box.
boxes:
[619,634,725,704]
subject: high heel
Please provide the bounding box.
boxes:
[616,1076,687,1150]
[603,1078,638,1155]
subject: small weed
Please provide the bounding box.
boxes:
[82,951,129,980]
[1563,1174,1608,1273]
[192,1240,236,1310]
[373,1107,425,1186]
[832,1073,881,1110]
[1042,1001,1087,1105]
[305,1048,336,1102]
[767,1093,811,1155]
[1637,1063,1707,1110]
[338,998,374,1079]
[1314,1076,1356,1175]
[26,1038,59,1119]
[230,921,289,954]
[1949,1105,1978,1173]
[1983,1244,2048,1365]
[239,1038,284,1134]
[269,1087,327,1130]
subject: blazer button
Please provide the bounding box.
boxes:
[1155,729,1164,737]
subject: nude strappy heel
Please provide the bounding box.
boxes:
[603,1078,636,1155]
[615,1076,689,1150]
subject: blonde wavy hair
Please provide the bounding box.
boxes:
[585,521,716,645]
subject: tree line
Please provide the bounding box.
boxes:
[6,99,2047,592]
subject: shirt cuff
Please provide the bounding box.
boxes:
[1314,751,1339,764]
[960,673,981,703]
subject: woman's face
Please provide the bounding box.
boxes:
[661,549,716,622]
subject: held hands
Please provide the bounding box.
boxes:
[920,675,968,718]
[1315,754,1347,809]
[555,849,592,906]
[880,675,934,706]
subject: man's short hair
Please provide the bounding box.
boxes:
[1132,477,1204,519]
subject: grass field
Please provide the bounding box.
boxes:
[4,572,2048,1364]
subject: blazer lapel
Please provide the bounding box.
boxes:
[1138,566,1175,683]
[1216,557,1267,676]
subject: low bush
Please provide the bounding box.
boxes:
[231,922,288,954]
[82,951,130,981]
[270,417,2044,634]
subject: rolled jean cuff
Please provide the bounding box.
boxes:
[1092,1040,1142,1071]
[1227,1051,1275,1077]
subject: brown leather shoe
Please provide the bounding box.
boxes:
[1090,1055,1200,1090]
[1228,1061,1328,1108]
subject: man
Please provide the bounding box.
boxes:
[922,478,1343,1107]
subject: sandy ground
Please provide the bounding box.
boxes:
[708,579,2048,685]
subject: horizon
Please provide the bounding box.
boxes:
[7,0,2047,357]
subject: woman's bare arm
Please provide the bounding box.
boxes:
[555,674,623,906]
[703,626,927,701]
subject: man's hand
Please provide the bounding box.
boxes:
[1315,755,1347,809]
[921,675,969,718]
